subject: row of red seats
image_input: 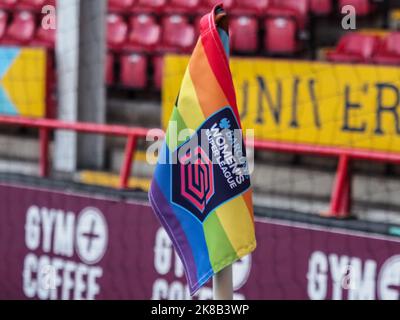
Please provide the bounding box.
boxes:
[110,29,400,92]
[108,0,375,17]
[0,10,54,47]
[108,12,304,55]
[0,0,55,11]
[0,0,375,17]
[110,0,307,16]
[327,32,400,65]
[108,14,195,54]
[106,53,163,90]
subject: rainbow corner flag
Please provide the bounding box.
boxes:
[149,4,256,295]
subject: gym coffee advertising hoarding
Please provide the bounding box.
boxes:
[0,183,399,300]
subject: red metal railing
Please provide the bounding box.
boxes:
[1,115,400,219]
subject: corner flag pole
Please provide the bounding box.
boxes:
[213,265,233,300]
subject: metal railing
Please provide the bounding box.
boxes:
[1,115,400,219]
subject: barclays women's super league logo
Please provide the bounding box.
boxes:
[171,107,250,222]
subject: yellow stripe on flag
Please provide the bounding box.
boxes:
[177,68,206,130]
[215,194,256,256]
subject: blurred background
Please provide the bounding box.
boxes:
[0,0,400,300]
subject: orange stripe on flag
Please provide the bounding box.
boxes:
[242,189,255,224]
[189,40,229,118]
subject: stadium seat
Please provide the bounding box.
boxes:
[32,23,55,48]
[120,53,148,88]
[160,15,195,53]
[230,16,258,53]
[106,53,114,85]
[268,0,310,29]
[327,33,380,63]
[167,0,201,13]
[153,55,163,89]
[132,0,166,13]
[264,16,298,54]
[0,0,18,10]
[107,14,128,51]
[3,11,35,45]
[339,0,374,16]
[310,0,332,15]
[19,0,49,10]
[108,0,135,12]
[234,0,269,16]
[0,10,8,40]
[372,32,400,65]
[127,14,161,52]
[203,0,235,11]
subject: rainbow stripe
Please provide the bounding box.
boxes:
[149,5,256,295]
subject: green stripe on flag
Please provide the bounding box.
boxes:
[204,212,238,272]
[166,106,189,151]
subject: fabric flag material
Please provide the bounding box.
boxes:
[149,4,256,295]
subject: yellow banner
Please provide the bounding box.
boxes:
[163,55,400,153]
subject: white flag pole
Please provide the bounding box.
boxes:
[213,265,233,300]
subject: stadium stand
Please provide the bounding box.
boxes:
[1,0,393,90]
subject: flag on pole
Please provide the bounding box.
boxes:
[149,4,256,295]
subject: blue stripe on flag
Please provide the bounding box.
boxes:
[153,143,213,282]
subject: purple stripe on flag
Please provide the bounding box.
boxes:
[149,181,199,288]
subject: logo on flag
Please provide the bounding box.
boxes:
[179,146,215,214]
[172,107,250,222]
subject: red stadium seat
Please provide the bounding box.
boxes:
[19,0,48,10]
[234,0,269,15]
[120,53,148,89]
[108,0,135,12]
[0,10,8,40]
[153,55,163,90]
[372,32,400,65]
[205,0,234,9]
[106,53,114,85]
[310,0,332,15]
[132,0,166,13]
[268,0,310,29]
[264,16,298,54]
[327,33,380,63]
[160,15,195,53]
[127,14,161,52]
[0,0,18,10]
[230,16,258,53]
[32,24,55,48]
[167,0,201,13]
[107,14,128,51]
[3,11,35,45]
[339,0,374,16]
